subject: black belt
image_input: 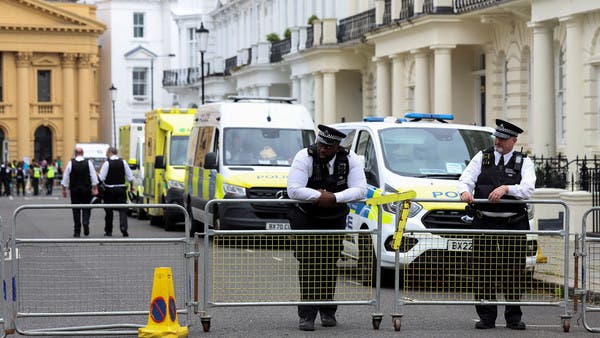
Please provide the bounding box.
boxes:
[475,211,528,224]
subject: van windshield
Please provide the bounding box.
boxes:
[380,127,493,178]
[170,136,189,166]
[224,128,315,166]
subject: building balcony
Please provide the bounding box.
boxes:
[31,103,59,117]
[270,38,291,63]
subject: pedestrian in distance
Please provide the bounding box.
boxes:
[30,160,41,196]
[286,124,367,331]
[458,119,536,330]
[99,147,134,237]
[15,162,26,196]
[61,147,99,237]
[1,161,12,196]
[46,161,56,195]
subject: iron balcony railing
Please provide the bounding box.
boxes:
[270,38,291,63]
[454,0,511,14]
[400,0,415,20]
[224,56,237,75]
[337,8,376,43]
[162,67,200,87]
[383,0,391,25]
[306,26,314,49]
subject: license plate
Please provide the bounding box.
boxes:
[266,222,291,230]
[447,239,473,252]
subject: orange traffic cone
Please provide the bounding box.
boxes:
[138,267,188,338]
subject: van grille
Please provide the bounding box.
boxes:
[246,188,283,199]
[422,209,469,229]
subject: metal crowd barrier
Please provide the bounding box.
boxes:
[580,207,600,333]
[0,216,6,338]
[390,198,573,332]
[197,198,384,332]
[4,204,192,336]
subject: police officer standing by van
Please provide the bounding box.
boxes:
[287,124,367,331]
[99,147,134,237]
[458,119,536,330]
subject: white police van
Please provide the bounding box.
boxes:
[332,113,538,279]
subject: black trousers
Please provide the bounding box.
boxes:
[289,207,345,321]
[31,177,39,195]
[16,179,25,195]
[472,214,528,324]
[70,187,92,235]
[103,186,127,234]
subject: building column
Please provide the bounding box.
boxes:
[313,72,323,124]
[431,45,455,115]
[412,49,430,113]
[390,53,405,117]
[292,76,301,102]
[375,57,391,116]
[561,16,584,159]
[322,70,337,124]
[77,54,92,143]
[528,21,556,156]
[16,52,32,160]
[62,53,77,162]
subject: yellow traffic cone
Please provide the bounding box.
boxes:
[138,267,188,338]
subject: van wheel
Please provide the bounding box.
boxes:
[164,212,176,231]
[186,201,203,237]
[150,215,162,226]
[358,232,377,287]
[137,197,148,220]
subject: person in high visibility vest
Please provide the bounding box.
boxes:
[30,161,41,196]
[46,162,56,195]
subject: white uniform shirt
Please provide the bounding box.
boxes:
[457,149,536,200]
[60,156,99,188]
[287,148,367,203]
[99,155,135,187]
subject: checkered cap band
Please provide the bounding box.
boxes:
[494,125,519,138]
[317,129,344,145]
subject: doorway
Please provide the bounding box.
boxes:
[34,126,52,162]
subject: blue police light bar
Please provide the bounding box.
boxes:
[363,116,407,123]
[404,112,454,120]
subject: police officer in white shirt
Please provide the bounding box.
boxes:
[99,147,134,237]
[287,124,367,331]
[458,119,536,331]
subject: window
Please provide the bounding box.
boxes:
[355,130,379,186]
[37,70,51,102]
[188,28,198,67]
[133,13,144,38]
[132,68,148,99]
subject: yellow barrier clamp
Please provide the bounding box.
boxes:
[392,199,412,251]
[365,190,417,251]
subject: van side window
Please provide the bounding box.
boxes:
[194,127,214,167]
[186,127,199,166]
[356,130,379,186]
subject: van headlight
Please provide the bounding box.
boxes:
[223,183,246,198]
[167,180,184,189]
[382,201,422,218]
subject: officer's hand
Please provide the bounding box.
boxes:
[61,190,67,198]
[316,190,337,208]
[460,191,474,204]
[488,185,508,203]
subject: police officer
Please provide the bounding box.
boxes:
[15,162,26,196]
[287,124,367,331]
[458,119,536,330]
[99,147,134,237]
[31,161,41,196]
[46,162,56,195]
[61,147,99,237]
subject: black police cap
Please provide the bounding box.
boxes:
[317,124,346,145]
[494,119,523,139]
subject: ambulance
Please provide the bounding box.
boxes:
[331,113,538,279]
[119,123,145,214]
[184,97,315,234]
[142,108,195,230]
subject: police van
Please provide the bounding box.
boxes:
[331,113,538,279]
[184,97,315,234]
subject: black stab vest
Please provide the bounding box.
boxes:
[299,144,350,219]
[474,147,526,214]
[69,159,92,190]
[104,158,125,185]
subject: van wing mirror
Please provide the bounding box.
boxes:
[154,155,165,169]
[204,152,218,170]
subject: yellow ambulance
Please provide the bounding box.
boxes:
[184,97,315,234]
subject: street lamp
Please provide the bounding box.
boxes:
[196,22,209,104]
[109,84,117,146]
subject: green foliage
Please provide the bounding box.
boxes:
[307,14,319,25]
[266,33,280,43]
[284,28,291,40]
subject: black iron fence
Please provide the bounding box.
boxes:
[454,0,511,14]
[531,154,600,192]
[270,38,291,63]
[306,26,314,48]
[337,8,376,42]
[224,56,237,75]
